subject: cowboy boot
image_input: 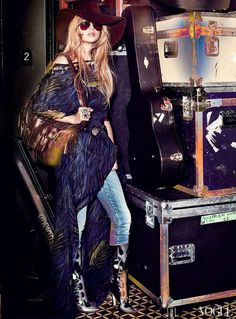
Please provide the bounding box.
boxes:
[73,248,99,313]
[110,244,136,314]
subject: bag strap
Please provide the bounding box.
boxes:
[54,53,88,108]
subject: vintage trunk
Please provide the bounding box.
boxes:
[173,92,236,196]
[126,183,236,313]
[123,7,236,196]
[156,11,236,88]
[154,11,236,196]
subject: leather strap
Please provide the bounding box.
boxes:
[62,53,88,108]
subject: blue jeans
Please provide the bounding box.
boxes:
[77,171,131,246]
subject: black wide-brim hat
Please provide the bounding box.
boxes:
[56,0,126,48]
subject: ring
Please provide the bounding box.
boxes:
[83,112,89,119]
[80,108,90,120]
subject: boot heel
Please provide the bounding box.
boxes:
[110,292,118,307]
[111,245,136,314]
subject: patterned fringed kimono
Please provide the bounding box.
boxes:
[31,63,117,315]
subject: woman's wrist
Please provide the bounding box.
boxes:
[70,115,82,124]
[56,114,82,124]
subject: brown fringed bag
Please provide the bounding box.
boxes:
[17,54,87,166]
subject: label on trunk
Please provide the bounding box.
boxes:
[201,212,236,225]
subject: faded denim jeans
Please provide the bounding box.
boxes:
[77,170,131,246]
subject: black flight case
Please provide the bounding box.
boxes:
[126,183,236,317]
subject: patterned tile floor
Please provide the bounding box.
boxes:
[74,284,236,319]
[5,284,236,319]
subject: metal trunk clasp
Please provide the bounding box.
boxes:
[145,200,155,228]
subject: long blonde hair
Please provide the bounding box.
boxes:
[63,16,114,103]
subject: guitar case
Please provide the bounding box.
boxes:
[122,4,184,189]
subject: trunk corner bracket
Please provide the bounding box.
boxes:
[145,200,155,228]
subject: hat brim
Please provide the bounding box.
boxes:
[56,8,126,48]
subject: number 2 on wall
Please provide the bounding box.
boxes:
[21,49,32,65]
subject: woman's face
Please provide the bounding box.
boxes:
[78,20,102,44]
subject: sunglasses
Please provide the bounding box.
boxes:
[79,21,102,32]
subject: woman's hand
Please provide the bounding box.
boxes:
[73,107,93,124]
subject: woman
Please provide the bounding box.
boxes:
[29,0,135,316]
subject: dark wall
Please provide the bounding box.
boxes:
[1,1,56,318]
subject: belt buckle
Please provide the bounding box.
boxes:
[91,127,99,136]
